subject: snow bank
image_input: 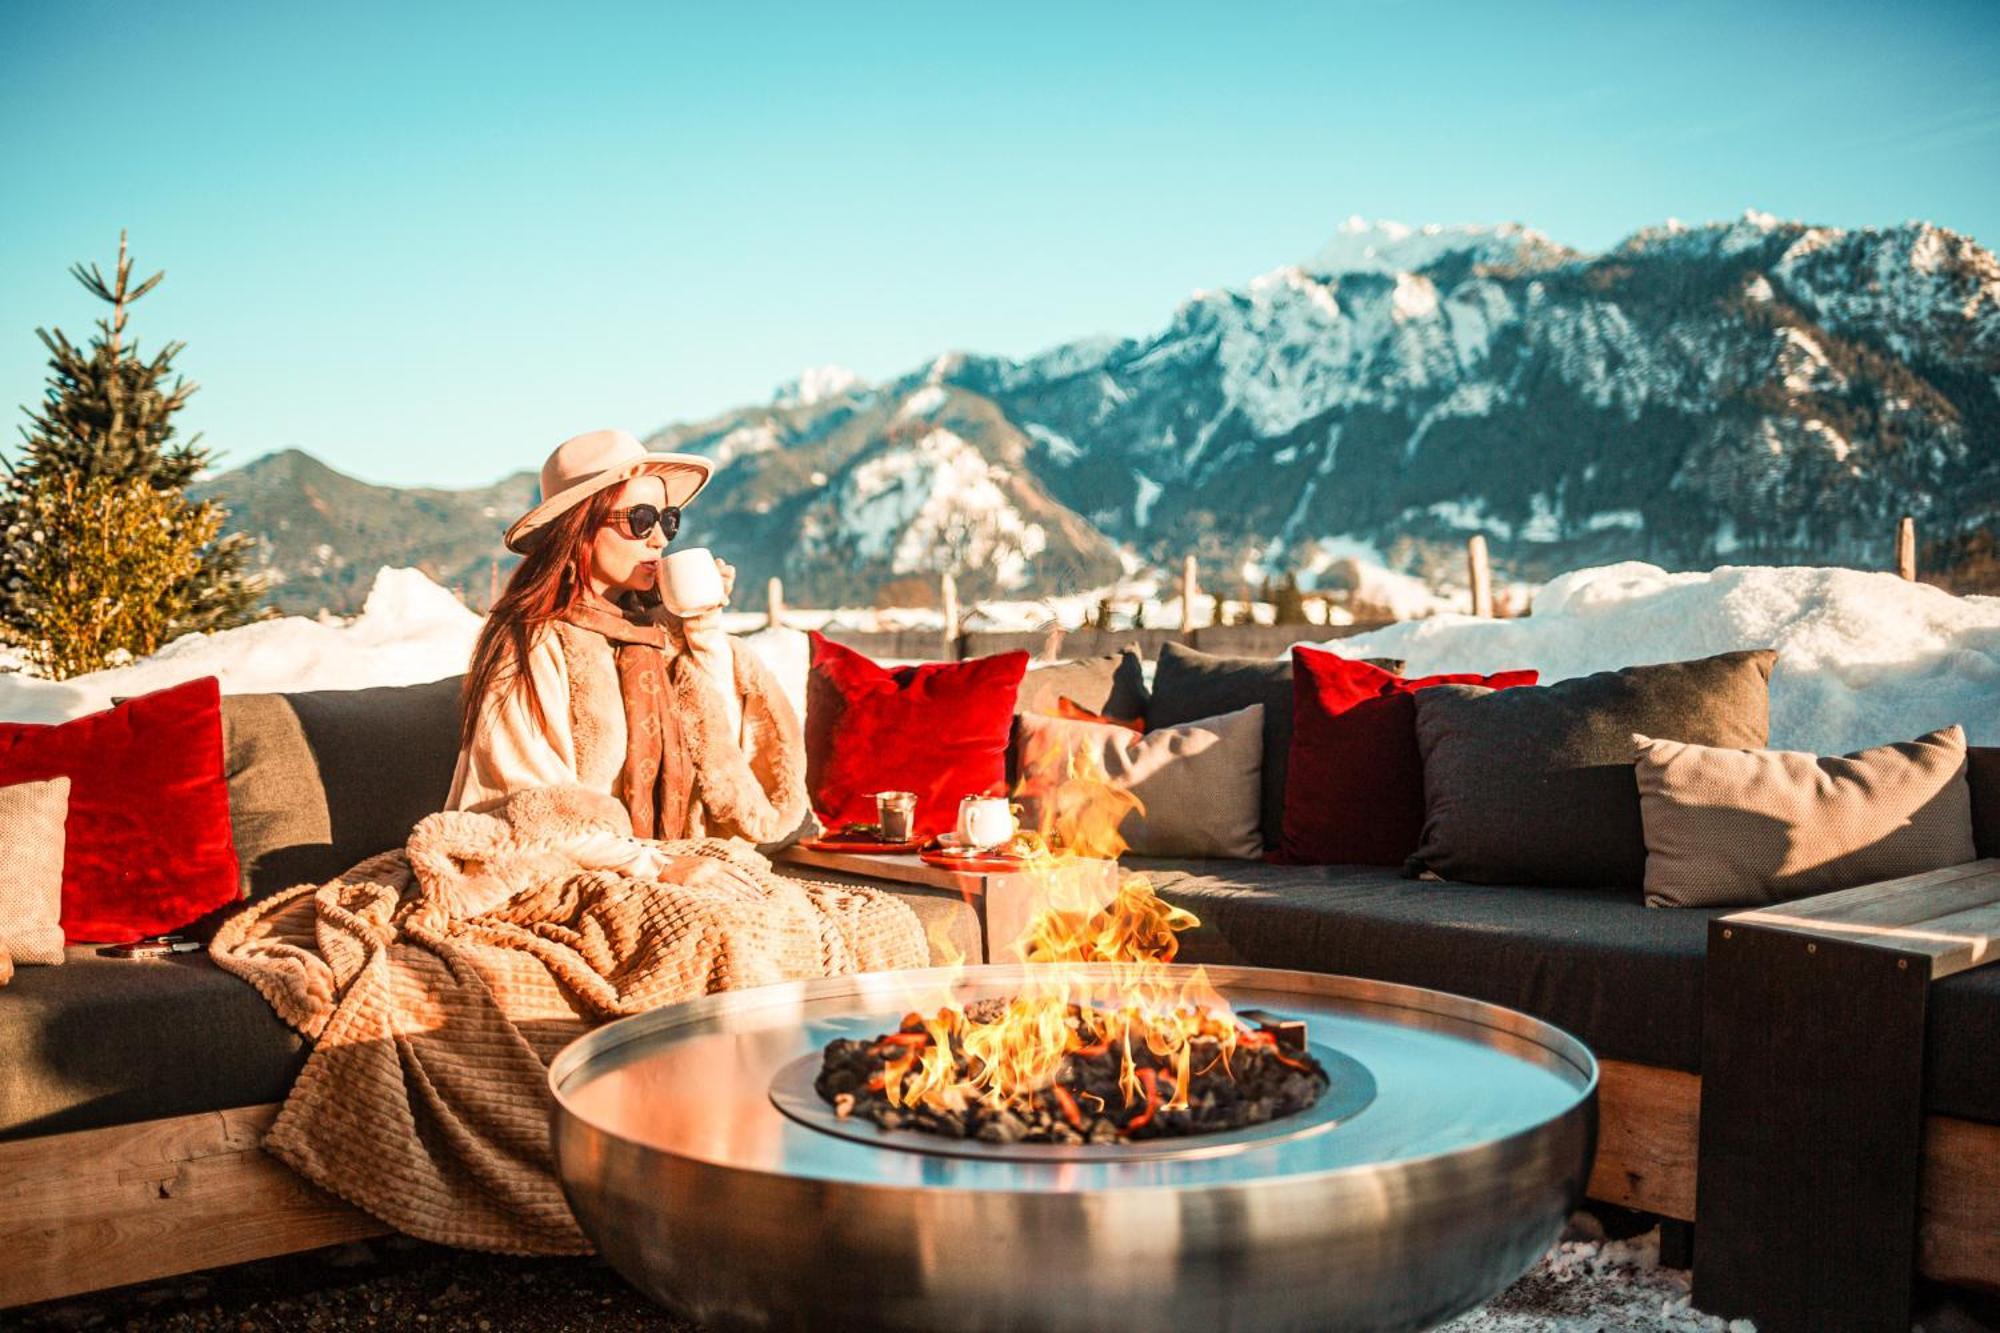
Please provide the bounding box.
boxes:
[1329,562,2000,754]
[0,569,484,725]
[11,563,1995,764]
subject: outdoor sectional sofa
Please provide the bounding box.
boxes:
[3,661,1998,1314]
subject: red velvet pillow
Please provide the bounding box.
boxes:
[0,676,241,942]
[1278,648,1538,866]
[807,633,1029,838]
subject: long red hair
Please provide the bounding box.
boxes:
[460,486,624,750]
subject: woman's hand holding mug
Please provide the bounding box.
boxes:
[658,547,732,619]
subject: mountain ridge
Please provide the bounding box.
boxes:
[201,210,2000,613]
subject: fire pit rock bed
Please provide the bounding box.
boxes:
[813,1005,1331,1145]
[550,964,1597,1333]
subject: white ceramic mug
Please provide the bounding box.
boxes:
[956,796,1018,850]
[657,547,726,617]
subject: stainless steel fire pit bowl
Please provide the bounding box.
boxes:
[549,964,1597,1332]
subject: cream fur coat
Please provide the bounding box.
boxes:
[447,617,811,873]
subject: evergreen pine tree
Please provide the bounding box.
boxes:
[1,232,262,674]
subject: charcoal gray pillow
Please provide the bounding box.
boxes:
[1149,641,1402,848]
[1409,649,1777,888]
[1014,648,1149,720]
[222,676,465,899]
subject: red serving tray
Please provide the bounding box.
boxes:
[918,847,1037,874]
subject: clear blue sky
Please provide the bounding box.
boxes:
[4,1,1997,488]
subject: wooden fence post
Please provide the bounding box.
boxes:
[1896,517,1917,582]
[941,571,960,660]
[1180,555,1200,636]
[1467,535,1494,618]
[766,577,786,629]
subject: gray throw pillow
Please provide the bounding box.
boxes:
[223,676,465,899]
[1634,726,1975,908]
[1148,641,1404,851]
[1016,704,1264,859]
[1409,649,1777,888]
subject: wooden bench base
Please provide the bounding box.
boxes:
[5,1059,1996,1309]
[0,1105,386,1309]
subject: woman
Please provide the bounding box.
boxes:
[214,430,924,1255]
[448,427,811,875]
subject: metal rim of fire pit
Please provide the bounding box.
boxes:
[549,963,1599,1333]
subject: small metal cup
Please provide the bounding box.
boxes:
[873,791,918,843]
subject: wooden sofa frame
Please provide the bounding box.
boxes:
[5,1058,1998,1309]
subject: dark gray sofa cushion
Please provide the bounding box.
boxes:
[1014,648,1149,720]
[223,676,465,899]
[1409,649,1776,888]
[1131,855,2000,1126]
[0,947,308,1140]
[1148,643,1402,849]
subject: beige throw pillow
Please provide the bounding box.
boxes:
[1634,726,1975,909]
[1015,704,1264,859]
[0,775,72,966]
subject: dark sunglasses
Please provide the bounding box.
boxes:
[605,503,681,542]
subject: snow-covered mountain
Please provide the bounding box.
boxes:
[205,211,2000,612]
[649,210,1999,603]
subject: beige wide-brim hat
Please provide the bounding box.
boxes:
[504,428,714,553]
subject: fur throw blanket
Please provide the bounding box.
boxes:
[210,785,926,1253]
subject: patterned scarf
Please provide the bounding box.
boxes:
[558,593,695,840]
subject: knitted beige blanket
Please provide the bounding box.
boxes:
[211,784,925,1254]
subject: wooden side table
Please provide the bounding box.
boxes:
[1695,858,2000,1332]
[776,846,1117,963]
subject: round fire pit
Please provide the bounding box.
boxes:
[549,964,1597,1332]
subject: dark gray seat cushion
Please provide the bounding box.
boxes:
[1130,856,2000,1126]
[0,947,307,1140]
[1014,649,1149,720]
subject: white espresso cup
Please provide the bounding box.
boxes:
[956,795,1019,850]
[657,547,726,617]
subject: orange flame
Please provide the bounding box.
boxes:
[881,712,1242,1123]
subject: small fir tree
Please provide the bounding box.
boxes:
[1,232,261,675]
[4,471,221,678]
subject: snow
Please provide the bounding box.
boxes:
[810,429,1048,589]
[13,560,1996,780]
[899,384,949,418]
[1392,271,1440,321]
[0,569,483,725]
[771,365,863,408]
[702,421,782,468]
[1327,562,2000,755]
[1302,217,1558,279]
[1023,423,1082,463]
[1439,1224,1750,1333]
[1132,471,1163,528]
